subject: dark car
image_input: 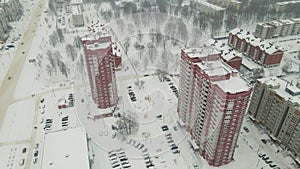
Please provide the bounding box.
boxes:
[243,127,249,133]
[34,150,38,157]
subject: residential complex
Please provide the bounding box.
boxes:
[248,77,300,161]
[82,32,119,118]
[177,47,252,166]
[229,28,284,67]
[255,18,300,39]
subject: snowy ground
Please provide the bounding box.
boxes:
[0,1,299,169]
[0,99,35,143]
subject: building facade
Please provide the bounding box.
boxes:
[229,28,284,67]
[248,77,300,161]
[178,47,252,166]
[82,33,118,112]
[255,18,300,39]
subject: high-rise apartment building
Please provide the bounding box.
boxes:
[82,32,118,117]
[248,77,300,160]
[178,47,252,166]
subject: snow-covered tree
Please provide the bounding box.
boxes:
[66,44,76,61]
[112,111,139,141]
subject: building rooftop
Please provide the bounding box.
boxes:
[213,75,251,93]
[208,39,242,61]
[230,28,282,55]
[183,47,219,59]
[71,0,83,5]
[276,0,300,5]
[41,127,90,169]
[81,30,111,42]
[280,19,295,25]
[193,0,225,11]
[195,59,233,77]
[72,5,82,15]
[258,77,300,105]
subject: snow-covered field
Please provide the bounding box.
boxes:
[0,99,35,143]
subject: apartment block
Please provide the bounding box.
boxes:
[255,18,300,39]
[248,77,300,160]
[190,0,225,19]
[178,47,252,166]
[229,28,284,67]
[81,32,119,118]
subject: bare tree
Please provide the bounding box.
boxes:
[73,36,82,49]
[112,111,139,141]
[56,28,64,43]
[49,31,58,47]
[66,44,76,61]
[123,38,130,55]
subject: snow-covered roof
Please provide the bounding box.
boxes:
[213,75,251,93]
[81,31,111,42]
[230,28,282,55]
[183,47,219,59]
[72,5,82,15]
[195,59,233,77]
[86,41,111,50]
[258,77,300,105]
[276,0,300,5]
[193,0,225,11]
[41,127,90,169]
[71,0,82,4]
[280,19,295,25]
[208,39,241,61]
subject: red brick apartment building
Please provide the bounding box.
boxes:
[178,47,252,166]
[228,28,284,67]
[82,32,119,117]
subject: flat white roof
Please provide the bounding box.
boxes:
[195,59,233,77]
[72,5,82,15]
[42,127,90,169]
[183,47,219,59]
[71,0,83,5]
[213,75,251,93]
[258,77,300,104]
[194,0,225,11]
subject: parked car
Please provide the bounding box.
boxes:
[243,127,249,133]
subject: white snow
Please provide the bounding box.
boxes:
[0,98,36,143]
[41,127,90,169]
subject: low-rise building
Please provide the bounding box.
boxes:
[229,28,284,67]
[72,5,84,27]
[248,77,300,161]
[41,127,91,169]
